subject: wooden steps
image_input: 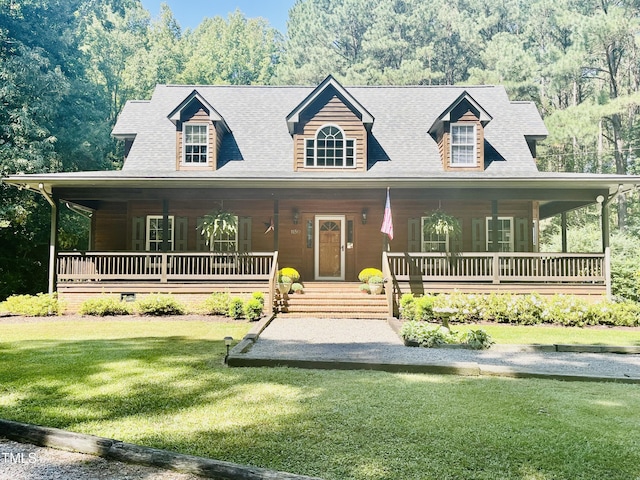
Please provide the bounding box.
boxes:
[277,282,389,319]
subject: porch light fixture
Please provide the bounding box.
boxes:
[293,208,300,224]
[224,336,233,364]
[361,208,368,224]
[596,195,605,204]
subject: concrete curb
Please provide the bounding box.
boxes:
[0,419,322,480]
[230,314,277,355]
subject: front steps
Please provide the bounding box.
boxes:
[277,282,389,319]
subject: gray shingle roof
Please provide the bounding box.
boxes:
[116,84,545,177]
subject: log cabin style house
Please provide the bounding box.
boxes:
[5,75,640,316]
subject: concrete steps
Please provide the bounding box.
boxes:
[277,282,389,319]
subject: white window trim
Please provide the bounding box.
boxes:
[449,122,477,167]
[182,122,210,165]
[485,216,514,252]
[146,215,175,251]
[420,217,450,252]
[305,124,356,169]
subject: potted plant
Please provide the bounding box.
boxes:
[358,267,384,294]
[368,275,384,295]
[422,209,461,256]
[277,267,300,294]
[197,208,238,247]
[291,282,304,294]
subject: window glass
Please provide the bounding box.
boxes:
[146,216,174,251]
[451,124,476,165]
[184,124,208,163]
[305,125,355,168]
[486,217,513,252]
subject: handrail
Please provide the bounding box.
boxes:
[268,251,279,314]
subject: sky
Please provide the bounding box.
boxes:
[140,0,295,34]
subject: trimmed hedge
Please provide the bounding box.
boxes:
[79,296,131,316]
[0,293,64,316]
[399,292,640,327]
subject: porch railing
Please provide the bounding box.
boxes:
[384,252,608,284]
[57,252,277,282]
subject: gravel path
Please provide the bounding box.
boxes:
[241,317,640,379]
[0,439,201,480]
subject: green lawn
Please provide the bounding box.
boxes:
[1,319,639,479]
[454,323,640,346]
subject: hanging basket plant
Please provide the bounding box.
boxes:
[197,208,238,246]
[422,209,462,256]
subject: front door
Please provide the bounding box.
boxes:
[314,215,345,280]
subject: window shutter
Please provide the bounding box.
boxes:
[515,217,529,252]
[175,217,188,251]
[238,217,252,252]
[471,218,486,252]
[408,218,421,252]
[132,216,146,251]
[196,216,208,251]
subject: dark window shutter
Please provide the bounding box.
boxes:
[408,218,421,252]
[471,218,486,252]
[515,217,529,252]
[175,217,188,251]
[238,217,252,252]
[196,216,208,251]
[132,216,146,251]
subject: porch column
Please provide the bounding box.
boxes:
[162,199,169,252]
[39,185,58,294]
[273,199,279,250]
[561,212,568,253]
[491,200,499,252]
[600,197,610,252]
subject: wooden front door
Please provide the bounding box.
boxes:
[314,215,345,280]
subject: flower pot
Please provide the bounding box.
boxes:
[278,282,292,294]
[369,283,383,295]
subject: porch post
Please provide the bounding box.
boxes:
[601,199,610,252]
[273,199,279,250]
[561,212,568,253]
[162,199,169,252]
[491,200,499,252]
[39,184,58,294]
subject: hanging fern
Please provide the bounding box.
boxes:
[422,209,462,239]
[197,209,238,245]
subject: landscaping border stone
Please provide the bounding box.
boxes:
[0,419,322,480]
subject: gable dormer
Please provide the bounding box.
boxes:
[429,91,492,172]
[168,90,230,171]
[287,76,374,172]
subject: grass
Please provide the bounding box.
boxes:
[0,318,639,479]
[453,323,640,346]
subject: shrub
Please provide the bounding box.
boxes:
[200,292,231,315]
[244,298,263,321]
[252,291,265,305]
[135,294,185,316]
[79,296,131,316]
[0,293,64,316]
[358,268,383,283]
[415,295,436,321]
[228,297,245,319]
[463,329,494,349]
[401,321,460,347]
[278,267,300,282]
[399,293,415,319]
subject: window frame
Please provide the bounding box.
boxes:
[485,216,514,252]
[449,122,477,167]
[305,124,356,168]
[182,122,209,165]
[146,215,175,252]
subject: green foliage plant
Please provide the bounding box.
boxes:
[201,292,231,316]
[399,293,415,319]
[252,291,265,306]
[79,296,131,316]
[359,283,371,294]
[0,293,64,316]
[228,297,245,319]
[368,275,383,284]
[358,268,383,283]
[278,267,300,282]
[463,329,494,349]
[415,295,436,321]
[197,209,238,247]
[401,321,461,347]
[135,294,186,316]
[291,282,304,293]
[243,298,263,321]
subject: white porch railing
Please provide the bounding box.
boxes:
[57,252,277,282]
[384,252,608,284]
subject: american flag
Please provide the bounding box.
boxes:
[380,188,393,240]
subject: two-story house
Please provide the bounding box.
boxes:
[5,76,639,315]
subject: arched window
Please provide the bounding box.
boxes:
[305,125,355,167]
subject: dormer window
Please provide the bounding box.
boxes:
[183,123,209,164]
[305,125,355,168]
[450,123,476,166]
